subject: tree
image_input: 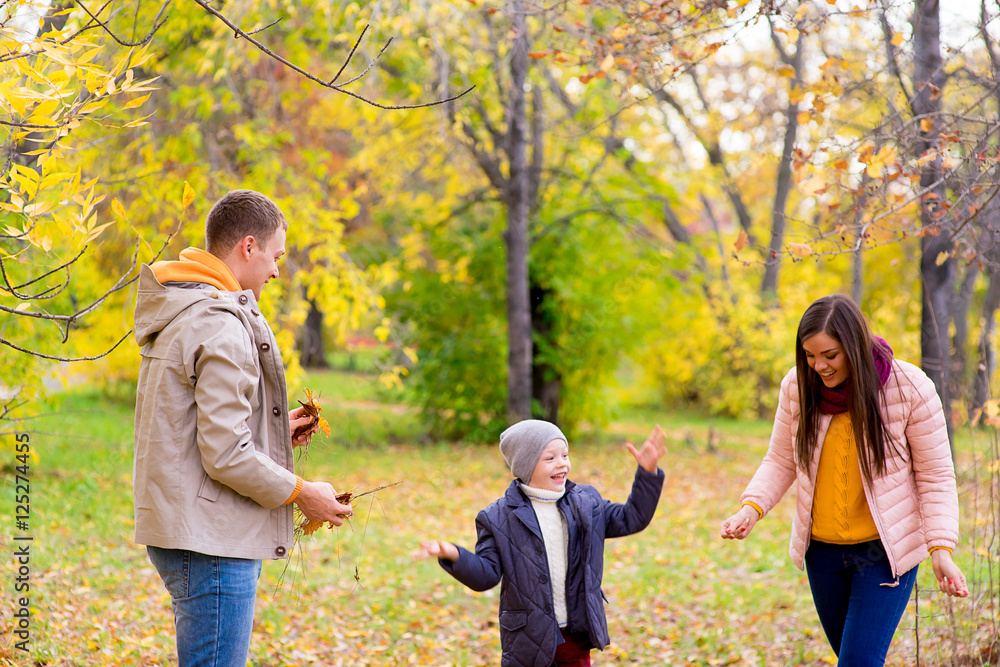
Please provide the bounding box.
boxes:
[1,0,468,421]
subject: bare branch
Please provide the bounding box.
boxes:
[329,24,369,84]
[73,0,169,48]
[460,121,508,192]
[189,1,474,110]
[0,244,80,300]
[243,16,284,38]
[879,0,913,102]
[0,331,131,362]
[339,38,394,87]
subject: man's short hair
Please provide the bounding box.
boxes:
[205,190,287,257]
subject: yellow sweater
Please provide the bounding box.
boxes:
[810,413,879,544]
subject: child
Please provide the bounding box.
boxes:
[414,419,666,667]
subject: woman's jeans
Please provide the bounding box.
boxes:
[147,546,262,667]
[805,539,917,666]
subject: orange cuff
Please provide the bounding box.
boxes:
[283,476,304,505]
[741,501,763,520]
[928,546,953,554]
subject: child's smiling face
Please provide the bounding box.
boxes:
[528,439,571,491]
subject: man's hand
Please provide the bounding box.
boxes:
[625,425,667,474]
[412,540,460,562]
[295,481,352,526]
[289,406,318,448]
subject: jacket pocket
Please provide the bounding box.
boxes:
[498,611,526,631]
[197,473,223,502]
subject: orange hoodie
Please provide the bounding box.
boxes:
[150,248,241,292]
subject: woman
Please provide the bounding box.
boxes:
[721,294,967,666]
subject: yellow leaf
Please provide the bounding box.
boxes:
[182,181,195,209]
[317,416,331,437]
[600,52,615,72]
[704,42,722,55]
[920,117,934,132]
[112,198,126,218]
[935,251,949,266]
[891,32,904,46]
[122,93,150,110]
[15,302,31,312]
[733,229,748,253]
[777,65,795,77]
[788,242,812,258]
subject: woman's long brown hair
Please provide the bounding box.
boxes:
[794,295,893,486]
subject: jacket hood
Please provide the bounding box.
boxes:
[134,265,211,347]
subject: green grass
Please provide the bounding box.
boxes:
[0,378,996,666]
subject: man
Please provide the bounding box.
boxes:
[133,190,351,666]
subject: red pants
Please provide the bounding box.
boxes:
[552,629,592,667]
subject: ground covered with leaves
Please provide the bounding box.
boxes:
[0,369,996,666]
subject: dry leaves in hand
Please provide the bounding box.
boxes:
[299,482,402,535]
[294,388,331,440]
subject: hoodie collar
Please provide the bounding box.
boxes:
[150,248,241,292]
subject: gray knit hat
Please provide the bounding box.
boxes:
[499,419,568,483]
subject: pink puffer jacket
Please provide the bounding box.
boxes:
[740,359,959,579]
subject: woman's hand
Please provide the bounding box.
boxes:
[413,540,460,562]
[931,549,969,597]
[721,505,760,540]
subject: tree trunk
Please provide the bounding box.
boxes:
[950,266,977,408]
[298,297,329,369]
[505,0,533,422]
[913,0,955,441]
[975,267,1000,410]
[530,282,560,423]
[761,32,804,300]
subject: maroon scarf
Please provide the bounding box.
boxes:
[818,336,893,415]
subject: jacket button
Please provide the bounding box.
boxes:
[275,546,287,557]
[535,546,543,555]
[272,407,281,416]
[238,294,248,305]
[539,574,548,584]
[261,343,270,351]
[544,605,552,614]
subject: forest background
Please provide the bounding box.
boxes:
[1,0,999,664]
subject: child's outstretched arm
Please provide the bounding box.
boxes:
[412,511,504,592]
[625,425,667,473]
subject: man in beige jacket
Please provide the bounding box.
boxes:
[133,190,351,667]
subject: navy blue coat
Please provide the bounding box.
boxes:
[440,466,664,667]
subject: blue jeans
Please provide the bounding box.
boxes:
[147,546,262,667]
[805,539,917,666]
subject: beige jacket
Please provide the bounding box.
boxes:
[133,264,297,560]
[741,359,959,579]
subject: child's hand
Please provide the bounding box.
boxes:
[626,425,667,474]
[413,540,460,562]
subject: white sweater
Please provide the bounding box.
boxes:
[521,483,569,626]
